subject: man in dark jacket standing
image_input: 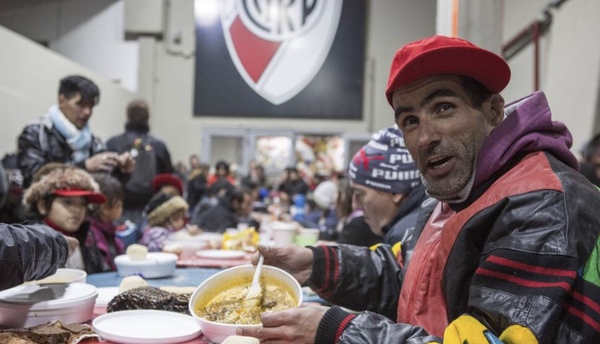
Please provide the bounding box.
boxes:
[239,36,600,343]
[106,99,173,224]
[17,75,134,188]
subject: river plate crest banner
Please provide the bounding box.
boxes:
[194,0,366,119]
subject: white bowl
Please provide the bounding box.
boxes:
[0,282,98,328]
[24,268,87,285]
[114,252,178,278]
[188,265,302,343]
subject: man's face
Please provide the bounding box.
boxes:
[392,75,499,199]
[58,93,94,129]
[352,183,399,236]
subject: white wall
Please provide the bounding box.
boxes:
[50,1,139,92]
[0,25,135,154]
[502,0,600,155]
[0,0,138,93]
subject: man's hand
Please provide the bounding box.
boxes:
[253,244,314,285]
[117,152,135,173]
[85,152,120,172]
[236,304,328,343]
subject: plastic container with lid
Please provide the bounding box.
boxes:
[114,252,178,278]
[0,282,98,328]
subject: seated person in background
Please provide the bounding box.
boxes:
[126,173,187,245]
[238,35,600,343]
[241,160,269,191]
[579,132,600,187]
[152,173,184,197]
[87,173,125,272]
[348,125,428,246]
[305,180,339,241]
[189,179,235,225]
[277,166,310,204]
[334,177,383,247]
[22,164,107,274]
[139,192,190,252]
[206,160,236,187]
[17,75,134,188]
[0,164,78,290]
[194,187,254,233]
[186,160,210,210]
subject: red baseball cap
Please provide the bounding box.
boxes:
[152,174,184,195]
[53,189,107,204]
[385,35,511,107]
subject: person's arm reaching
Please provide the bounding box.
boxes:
[0,223,70,290]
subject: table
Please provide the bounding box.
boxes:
[176,250,253,268]
[87,268,222,288]
[85,268,326,343]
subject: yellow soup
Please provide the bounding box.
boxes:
[194,280,296,324]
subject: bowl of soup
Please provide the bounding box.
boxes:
[189,265,302,343]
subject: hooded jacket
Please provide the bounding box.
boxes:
[308,92,600,343]
[381,183,429,247]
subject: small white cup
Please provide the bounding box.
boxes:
[271,222,298,246]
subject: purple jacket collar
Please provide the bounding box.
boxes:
[474,91,578,190]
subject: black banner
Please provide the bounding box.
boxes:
[193,0,366,119]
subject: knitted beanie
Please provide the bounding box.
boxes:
[145,192,189,227]
[349,125,421,194]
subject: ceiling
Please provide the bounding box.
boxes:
[0,0,60,13]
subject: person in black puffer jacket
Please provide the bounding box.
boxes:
[17,75,134,189]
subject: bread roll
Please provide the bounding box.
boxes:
[126,244,148,260]
[118,275,148,293]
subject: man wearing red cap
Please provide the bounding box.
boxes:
[239,36,600,343]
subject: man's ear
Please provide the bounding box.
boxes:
[58,94,67,105]
[487,93,505,125]
[36,199,47,215]
[392,193,405,205]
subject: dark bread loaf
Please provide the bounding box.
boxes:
[107,286,191,314]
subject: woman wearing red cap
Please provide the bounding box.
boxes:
[22,164,107,273]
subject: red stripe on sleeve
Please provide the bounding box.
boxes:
[477,267,572,291]
[571,290,600,318]
[487,255,577,278]
[335,314,357,340]
[563,301,600,333]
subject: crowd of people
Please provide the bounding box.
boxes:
[1,35,600,343]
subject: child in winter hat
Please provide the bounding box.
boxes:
[22,164,107,272]
[139,192,189,252]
